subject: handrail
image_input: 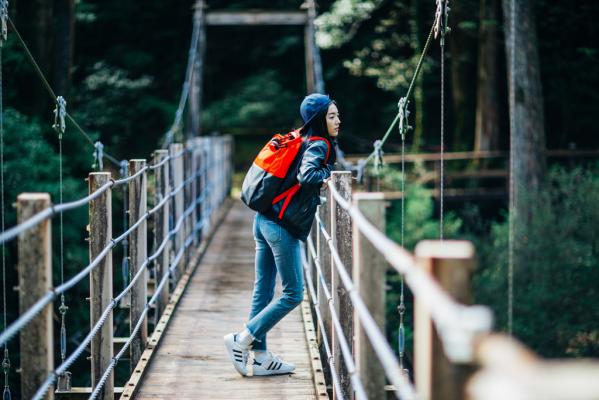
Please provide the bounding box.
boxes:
[311,214,416,400]
[326,182,493,363]
[0,142,194,246]
[0,149,207,348]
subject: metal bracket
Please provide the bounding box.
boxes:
[398,97,411,140]
[93,141,104,171]
[56,371,72,392]
[52,96,67,137]
[435,0,451,44]
[0,0,8,46]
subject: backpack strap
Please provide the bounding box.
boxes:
[306,136,331,164]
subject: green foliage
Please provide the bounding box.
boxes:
[474,167,599,358]
[202,70,300,134]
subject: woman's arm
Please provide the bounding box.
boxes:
[297,141,331,186]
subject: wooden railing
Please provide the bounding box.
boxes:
[305,171,599,400]
[4,136,232,400]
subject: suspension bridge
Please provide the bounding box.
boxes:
[0,1,599,400]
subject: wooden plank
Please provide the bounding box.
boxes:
[17,193,54,400]
[55,387,123,400]
[129,159,148,371]
[352,193,386,400]
[88,172,113,400]
[120,199,232,400]
[302,292,329,399]
[206,11,307,25]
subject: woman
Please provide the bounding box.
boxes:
[224,93,340,376]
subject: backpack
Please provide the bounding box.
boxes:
[241,129,330,213]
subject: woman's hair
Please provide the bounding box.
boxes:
[299,101,336,140]
[299,102,337,165]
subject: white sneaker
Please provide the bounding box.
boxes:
[224,333,250,376]
[252,351,296,376]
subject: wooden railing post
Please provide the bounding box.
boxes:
[329,172,352,399]
[188,140,198,245]
[153,150,170,320]
[169,143,184,281]
[88,172,113,400]
[414,240,475,400]
[129,159,148,371]
[17,193,54,400]
[202,139,212,233]
[352,192,386,400]
[183,147,192,267]
[317,187,332,389]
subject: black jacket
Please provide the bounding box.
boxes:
[263,136,334,241]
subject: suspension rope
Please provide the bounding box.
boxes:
[6,17,122,167]
[161,12,202,148]
[120,161,130,293]
[398,98,407,375]
[52,96,71,383]
[438,0,450,240]
[0,5,11,395]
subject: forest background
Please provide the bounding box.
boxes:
[0,0,598,394]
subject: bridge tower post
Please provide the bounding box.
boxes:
[153,150,171,322]
[329,172,353,399]
[414,241,475,400]
[317,185,332,390]
[352,192,387,400]
[129,159,148,372]
[17,193,54,400]
[88,172,113,400]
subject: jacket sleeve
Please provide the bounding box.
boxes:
[297,141,331,186]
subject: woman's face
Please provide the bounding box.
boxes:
[326,103,341,137]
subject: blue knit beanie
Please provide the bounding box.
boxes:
[300,93,332,126]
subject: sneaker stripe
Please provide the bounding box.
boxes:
[267,361,274,370]
[276,362,282,370]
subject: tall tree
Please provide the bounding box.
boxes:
[474,0,500,152]
[54,0,75,97]
[503,0,546,219]
[33,0,54,113]
[448,0,478,150]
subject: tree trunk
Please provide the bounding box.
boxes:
[28,0,54,114]
[503,0,546,219]
[449,0,478,151]
[410,0,425,152]
[474,0,500,152]
[54,0,75,97]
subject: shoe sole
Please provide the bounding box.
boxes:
[253,366,296,376]
[223,333,247,376]
[253,369,295,376]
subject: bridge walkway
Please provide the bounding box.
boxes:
[134,200,321,399]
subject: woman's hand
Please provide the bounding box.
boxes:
[322,177,332,190]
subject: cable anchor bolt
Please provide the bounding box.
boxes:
[56,371,72,392]
[52,96,67,137]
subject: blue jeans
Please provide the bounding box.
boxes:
[245,213,304,351]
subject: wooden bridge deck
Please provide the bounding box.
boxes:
[134,200,321,399]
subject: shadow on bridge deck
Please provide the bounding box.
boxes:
[134,200,320,399]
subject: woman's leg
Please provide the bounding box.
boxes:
[247,214,277,351]
[245,215,303,341]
